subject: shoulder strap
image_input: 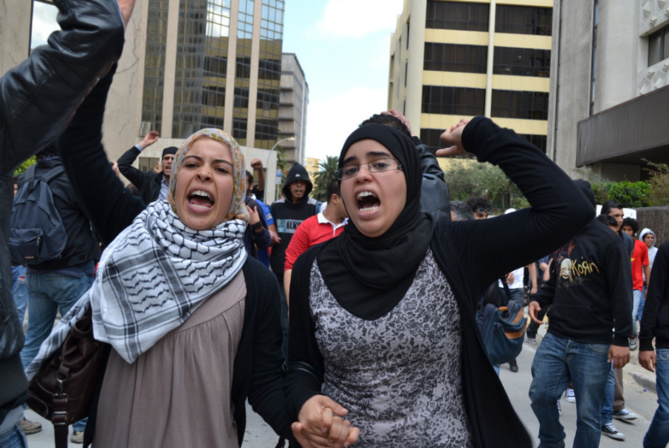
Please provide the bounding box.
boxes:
[39,165,66,185]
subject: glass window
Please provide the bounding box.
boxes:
[421,86,485,116]
[495,5,552,35]
[491,90,549,120]
[426,1,489,31]
[424,43,488,73]
[30,1,59,50]
[493,47,551,77]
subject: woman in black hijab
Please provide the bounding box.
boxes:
[286,117,593,447]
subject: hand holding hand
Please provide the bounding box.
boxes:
[436,119,470,157]
[294,395,359,448]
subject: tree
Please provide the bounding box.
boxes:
[644,160,669,206]
[312,156,339,202]
[14,156,36,178]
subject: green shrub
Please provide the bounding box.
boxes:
[606,180,650,207]
[645,160,669,206]
[13,156,36,178]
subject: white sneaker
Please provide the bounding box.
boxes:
[564,388,575,403]
[613,408,637,421]
[601,422,625,440]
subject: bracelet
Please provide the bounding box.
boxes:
[251,221,263,231]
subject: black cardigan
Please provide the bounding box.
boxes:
[286,116,594,448]
[57,66,293,446]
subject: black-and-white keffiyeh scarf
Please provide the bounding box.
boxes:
[26,200,248,378]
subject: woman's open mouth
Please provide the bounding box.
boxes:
[188,190,214,210]
[357,191,379,213]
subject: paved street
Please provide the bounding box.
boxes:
[22,323,659,447]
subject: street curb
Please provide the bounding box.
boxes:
[632,371,657,393]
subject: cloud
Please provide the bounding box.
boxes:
[316,0,404,39]
[31,2,59,49]
[305,87,389,161]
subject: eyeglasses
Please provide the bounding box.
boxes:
[338,158,402,180]
[475,208,491,214]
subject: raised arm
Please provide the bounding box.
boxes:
[57,65,145,245]
[435,117,593,291]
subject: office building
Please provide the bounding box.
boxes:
[389,0,552,153]
[549,0,669,181]
[280,53,309,166]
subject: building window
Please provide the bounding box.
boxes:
[495,5,552,36]
[648,24,669,66]
[491,90,549,120]
[419,129,445,152]
[493,47,550,77]
[426,1,489,32]
[422,86,485,116]
[424,43,488,73]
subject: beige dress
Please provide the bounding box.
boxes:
[93,272,246,448]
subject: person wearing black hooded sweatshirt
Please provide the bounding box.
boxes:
[528,181,633,448]
[270,163,320,353]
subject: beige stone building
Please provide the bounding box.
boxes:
[280,53,309,166]
[389,0,552,153]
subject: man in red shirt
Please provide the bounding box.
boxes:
[284,180,348,300]
[621,217,650,350]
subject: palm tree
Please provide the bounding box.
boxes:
[312,155,339,202]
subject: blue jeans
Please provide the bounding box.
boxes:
[632,289,643,337]
[0,423,27,448]
[639,284,647,322]
[20,271,92,433]
[644,348,669,448]
[529,333,611,448]
[20,271,93,368]
[11,266,27,325]
[600,364,615,425]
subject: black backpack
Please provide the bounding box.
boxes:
[10,164,68,265]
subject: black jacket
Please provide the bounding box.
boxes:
[0,0,123,421]
[57,67,295,446]
[532,219,633,346]
[286,116,594,448]
[117,146,166,205]
[413,136,451,222]
[269,163,319,283]
[18,157,99,271]
[640,241,669,351]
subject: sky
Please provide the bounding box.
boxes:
[282,0,405,161]
[30,0,406,162]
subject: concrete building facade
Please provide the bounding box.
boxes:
[389,0,553,153]
[279,53,309,166]
[549,0,669,181]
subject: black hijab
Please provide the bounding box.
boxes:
[317,124,435,319]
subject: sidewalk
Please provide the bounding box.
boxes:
[532,320,657,392]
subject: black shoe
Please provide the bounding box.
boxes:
[509,359,519,372]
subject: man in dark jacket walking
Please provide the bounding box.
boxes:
[0,0,126,443]
[528,181,633,448]
[639,241,669,448]
[270,163,319,353]
[117,130,177,205]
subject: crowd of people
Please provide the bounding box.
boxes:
[1,0,668,448]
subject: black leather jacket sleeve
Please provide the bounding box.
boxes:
[0,0,125,175]
[0,0,125,415]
